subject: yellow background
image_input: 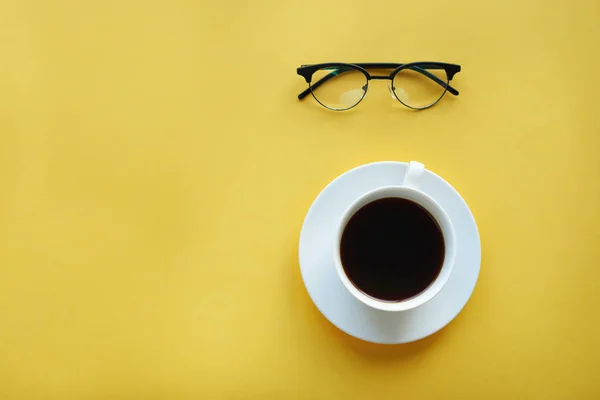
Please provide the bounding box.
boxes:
[1,0,599,398]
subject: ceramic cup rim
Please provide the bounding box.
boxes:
[333,185,457,312]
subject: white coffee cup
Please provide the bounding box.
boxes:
[333,161,456,312]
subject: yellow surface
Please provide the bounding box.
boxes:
[1,1,599,398]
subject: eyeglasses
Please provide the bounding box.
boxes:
[297,62,461,111]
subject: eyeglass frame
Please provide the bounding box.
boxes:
[297,62,461,111]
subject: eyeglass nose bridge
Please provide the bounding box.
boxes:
[368,75,392,80]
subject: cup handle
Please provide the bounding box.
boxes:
[403,161,425,190]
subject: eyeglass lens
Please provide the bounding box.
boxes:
[309,67,368,110]
[392,67,449,109]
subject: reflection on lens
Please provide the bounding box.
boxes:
[392,67,448,109]
[310,66,368,110]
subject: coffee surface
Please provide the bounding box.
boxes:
[340,197,445,301]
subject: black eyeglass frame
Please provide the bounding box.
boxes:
[297,62,461,111]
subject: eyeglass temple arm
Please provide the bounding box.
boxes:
[297,66,459,100]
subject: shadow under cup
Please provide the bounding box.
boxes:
[334,186,456,312]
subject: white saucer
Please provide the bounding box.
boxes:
[298,162,481,344]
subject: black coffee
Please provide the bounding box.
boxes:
[340,197,445,302]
